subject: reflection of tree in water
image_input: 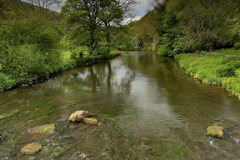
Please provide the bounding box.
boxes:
[68,60,137,94]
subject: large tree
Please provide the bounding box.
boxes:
[176,0,229,52]
[61,0,124,55]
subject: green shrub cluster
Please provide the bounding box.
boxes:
[0,73,16,92]
[0,17,62,84]
[175,53,240,98]
[234,42,240,50]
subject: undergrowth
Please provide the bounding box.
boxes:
[175,53,240,99]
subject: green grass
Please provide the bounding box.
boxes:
[214,48,240,56]
[175,53,240,99]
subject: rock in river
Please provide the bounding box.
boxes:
[0,133,3,142]
[68,110,93,122]
[83,118,98,125]
[21,143,42,155]
[231,130,240,140]
[206,126,224,139]
[28,124,56,134]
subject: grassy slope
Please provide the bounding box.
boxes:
[214,48,240,56]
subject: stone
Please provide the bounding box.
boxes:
[21,143,42,155]
[68,110,93,122]
[0,133,3,142]
[206,126,224,139]
[28,124,56,134]
[214,118,222,121]
[69,125,79,129]
[231,130,240,140]
[98,122,104,126]
[83,118,98,125]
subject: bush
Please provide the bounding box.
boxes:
[0,17,62,83]
[175,53,240,98]
[235,69,240,78]
[217,65,236,77]
[234,42,240,50]
[0,73,16,92]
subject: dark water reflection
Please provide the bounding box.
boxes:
[1,52,240,159]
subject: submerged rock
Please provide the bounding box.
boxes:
[28,124,56,134]
[21,143,42,155]
[231,130,240,140]
[68,110,93,122]
[206,126,224,139]
[0,133,3,142]
[83,118,98,125]
[214,118,222,121]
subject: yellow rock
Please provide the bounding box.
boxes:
[68,110,93,122]
[21,143,42,155]
[206,126,224,139]
[83,118,98,125]
[28,124,56,134]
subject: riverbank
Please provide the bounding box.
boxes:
[0,51,121,93]
[175,53,240,99]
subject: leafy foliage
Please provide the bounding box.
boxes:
[0,73,16,92]
[0,17,62,83]
[175,53,240,98]
[61,0,123,55]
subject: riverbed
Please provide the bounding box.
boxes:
[1,52,240,159]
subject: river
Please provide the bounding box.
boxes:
[1,51,240,159]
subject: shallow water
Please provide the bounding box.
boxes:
[1,52,240,159]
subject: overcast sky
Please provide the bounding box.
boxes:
[22,0,151,22]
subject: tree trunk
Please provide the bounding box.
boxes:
[210,41,212,52]
[104,21,111,55]
[106,33,111,55]
[208,38,212,52]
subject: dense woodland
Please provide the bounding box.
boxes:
[129,0,240,56]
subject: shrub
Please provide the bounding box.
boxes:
[175,53,240,99]
[0,73,16,92]
[217,65,236,77]
[0,17,62,83]
[234,42,240,49]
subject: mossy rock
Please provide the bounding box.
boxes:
[83,118,98,125]
[0,109,19,120]
[206,126,224,139]
[28,124,56,134]
[21,143,42,155]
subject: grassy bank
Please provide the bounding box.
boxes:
[175,53,240,99]
[0,50,120,93]
[214,48,240,57]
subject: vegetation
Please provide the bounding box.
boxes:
[0,0,131,92]
[128,0,240,54]
[175,53,240,99]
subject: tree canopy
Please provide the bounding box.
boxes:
[61,0,124,55]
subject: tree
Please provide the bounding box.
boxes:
[132,34,144,50]
[61,0,125,55]
[176,0,229,52]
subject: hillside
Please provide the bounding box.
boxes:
[0,0,60,23]
[128,9,162,43]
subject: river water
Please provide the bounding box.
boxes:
[1,52,240,159]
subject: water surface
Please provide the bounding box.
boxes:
[1,52,240,159]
